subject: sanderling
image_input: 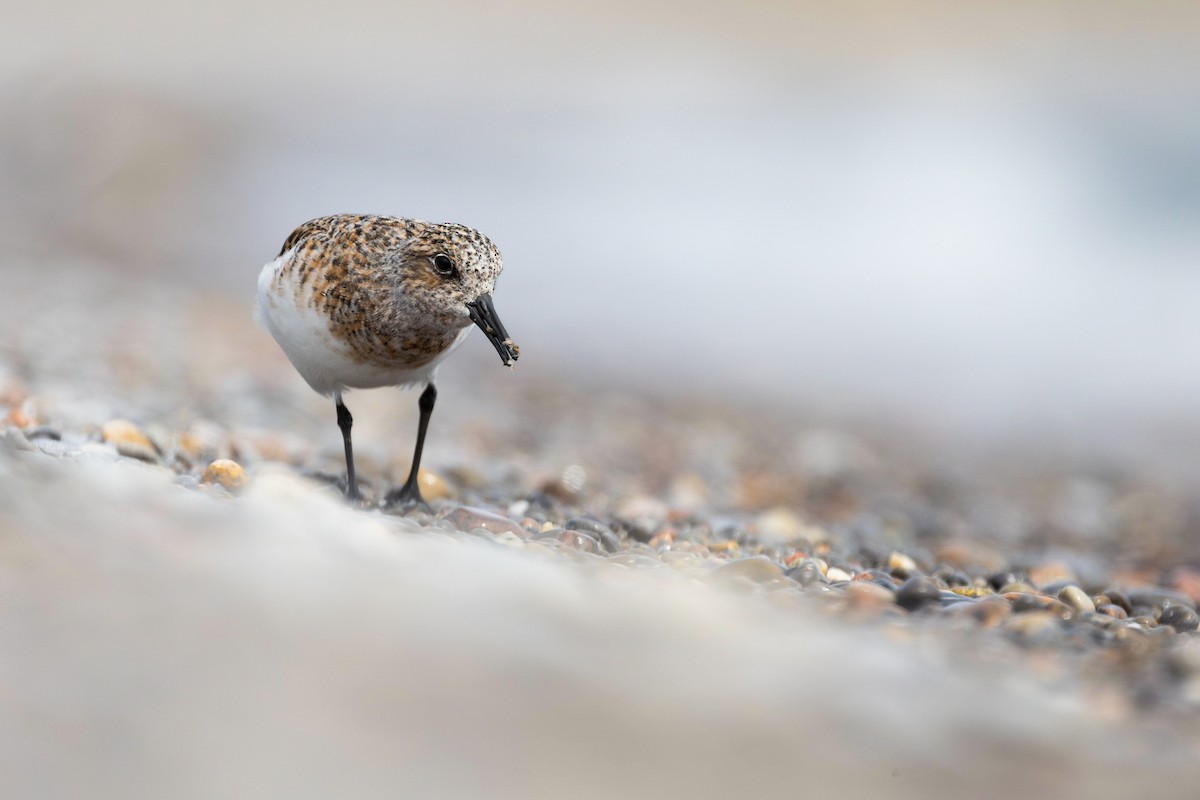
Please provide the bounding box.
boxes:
[256,214,519,506]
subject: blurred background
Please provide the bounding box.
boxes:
[4,0,1200,463]
[8,6,1200,797]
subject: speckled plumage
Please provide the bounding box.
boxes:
[255,213,519,505]
[258,214,509,393]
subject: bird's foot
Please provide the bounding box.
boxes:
[383,483,431,514]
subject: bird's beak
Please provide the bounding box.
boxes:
[466,293,519,367]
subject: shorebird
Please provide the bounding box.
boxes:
[256,214,519,507]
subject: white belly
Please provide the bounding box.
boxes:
[255,250,470,396]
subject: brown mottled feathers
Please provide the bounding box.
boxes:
[272,214,501,370]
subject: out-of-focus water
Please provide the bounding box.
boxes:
[4,0,1200,454]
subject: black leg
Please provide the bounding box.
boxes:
[336,396,360,501]
[386,383,437,508]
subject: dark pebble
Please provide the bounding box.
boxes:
[558,530,602,553]
[895,576,941,611]
[564,517,622,553]
[23,426,61,441]
[785,559,825,588]
[1099,589,1133,615]
[932,566,971,588]
[988,571,1026,592]
[1159,605,1200,633]
[1096,604,1128,619]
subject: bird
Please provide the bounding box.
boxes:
[256,214,519,507]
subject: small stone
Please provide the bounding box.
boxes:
[101,419,158,462]
[825,566,854,583]
[201,459,249,492]
[949,585,994,598]
[415,469,451,501]
[1057,585,1096,614]
[558,530,602,554]
[999,581,1037,595]
[1096,604,1128,619]
[895,577,941,611]
[887,551,919,578]
[648,528,676,549]
[1099,588,1133,615]
[445,506,527,538]
[844,581,895,612]
[988,571,1026,591]
[1159,605,1200,633]
[785,559,825,588]
[854,569,897,590]
[565,517,621,553]
[709,540,739,554]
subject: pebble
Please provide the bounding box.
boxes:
[948,585,993,598]
[785,559,825,587]
[444,507,527,538]
[1099,589,1133,615]
[101,419,159,462]
[558,530,602,554]
[887,551,919,579]
[1058,585,1096,614]
[895,576,941,611]
[1159,605,1200,633]
[1097,604,1128,619]
[416,469,452,502]
[201,459,249,492]
[564,517,621,553]
[998,581,1037,595]
[844,581,896,613]
[825,566,854,583]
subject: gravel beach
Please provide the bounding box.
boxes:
[4,264,1200,799]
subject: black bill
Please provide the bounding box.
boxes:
[466,293,520,367]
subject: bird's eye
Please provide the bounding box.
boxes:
[432,254,456,276]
